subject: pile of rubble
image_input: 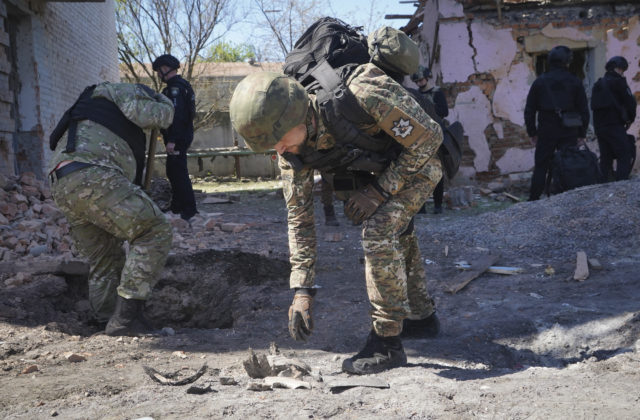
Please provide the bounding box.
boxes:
[0,172,255,266]
[0,172,75,263]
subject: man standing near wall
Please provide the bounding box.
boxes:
[524,45,589,200]
[48,82,174,336]
[152,54,198,221]
[591,56,638,181]
[412,65,449,214]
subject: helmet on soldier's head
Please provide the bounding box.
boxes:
[152,54,180,71]
[548,46,572,68]
[411,65,431,82]
[230,72,309,152]
[605,56,629,72]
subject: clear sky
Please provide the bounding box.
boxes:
[222,0,419,56]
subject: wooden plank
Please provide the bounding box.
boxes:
[503,192,521,202]
[456,264,524,275]
[446,254,500,294]
[574,251,589,281]
[0,259,89,276]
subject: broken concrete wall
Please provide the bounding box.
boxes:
[414,0,640,181]
[0,0,118,179]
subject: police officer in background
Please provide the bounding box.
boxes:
[524,45,589,200]
[152,54,198,221]
[412,65,449,213]
[48,82,174,336]
[591,56,637,181]
[230,64,443,375]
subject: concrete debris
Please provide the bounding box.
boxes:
[246,381,272,391]
[588,258,603,270]
[220,223,248,233]
[172,351,188,359]
[4,272,32,287]
[21,364,39,374]
[267,355,311,376]
[219,377,238,385]
[0,172,74,262]
[243,349,273,378]
[263,376,311,390]
[446,186,475,208]
[186,384,216,394]
[63,352,86,363]
[161,327,176,336]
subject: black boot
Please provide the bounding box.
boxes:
[105,296,154,336]
[400,312,440,339]
[324,206,340,226]
[342,330,407,375]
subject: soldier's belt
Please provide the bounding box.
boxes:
[49,161,93,183]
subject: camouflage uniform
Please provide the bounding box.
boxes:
[279,63,443,337]
[48,82,175,322]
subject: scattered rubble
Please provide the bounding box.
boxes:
[0,172,75,263]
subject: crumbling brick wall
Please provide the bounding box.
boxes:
[413,0,640,181]
[0,0,118,179]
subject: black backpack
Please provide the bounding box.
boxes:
[547,145,600,194]
[283,17,464,179]
[405,87,463,179]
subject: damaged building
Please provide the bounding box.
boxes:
[401,0,640,180]
[0,0,118,179]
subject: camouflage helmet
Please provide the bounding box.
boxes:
[411,65,431,82]
[230,72,309,152]
[152,54,180,71]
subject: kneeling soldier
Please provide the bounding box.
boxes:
[48,82,174,336]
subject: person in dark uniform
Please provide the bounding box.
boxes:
[412,65,449,213]
[152,54,198,220]
[524,45,589,201]
[591,56,637,181]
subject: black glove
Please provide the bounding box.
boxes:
[344,181,390,225]
[288,288,314,342]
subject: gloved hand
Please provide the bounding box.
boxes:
[344,181,390,225]
[288,288,314,342]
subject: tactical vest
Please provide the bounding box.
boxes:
[50,85,147,185]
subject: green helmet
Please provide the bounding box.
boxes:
[230,72,309,152]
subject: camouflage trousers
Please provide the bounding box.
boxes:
[50,165,172,322]
[362,168,441,337]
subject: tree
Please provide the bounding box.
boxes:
[248,0,328,61]
[201,41,256,63]
[246,0,389,62]
[116,0,238,130]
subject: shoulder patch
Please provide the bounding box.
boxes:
[380,106,427,147]
[169,87,180,97]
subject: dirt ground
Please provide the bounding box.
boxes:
[1,176,640,419]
